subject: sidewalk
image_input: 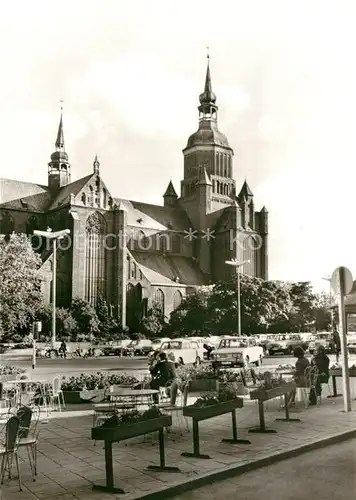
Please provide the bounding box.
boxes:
[1,391,356,500]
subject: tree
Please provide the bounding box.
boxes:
[141,302,166,338]
[0,233,44,339]
[70,298,100,335]
[167,289,210,336]
[207,276,293,335]
[95,295,122,337]
[38,304,77,338]
[286,282,318,332]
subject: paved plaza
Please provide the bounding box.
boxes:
[1,383,356,500]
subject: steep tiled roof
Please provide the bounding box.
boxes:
[0,179,52,212]
[114,198,191,231]
[48,174,94,210]
[131,251,207,286]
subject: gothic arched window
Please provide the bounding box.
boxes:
[127,255,131,279]
[103,188,107,208]
[132,262,137,279]
[154,288,165,317]
[81,193,86,205]
[0,211,15,235]
[242,236,257,278]
[89,186,94,207]
[84,212,106,306]
[173,289,183,310]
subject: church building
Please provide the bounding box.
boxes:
[0,58,268,330]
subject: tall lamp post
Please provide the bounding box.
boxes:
[225,259,250,336]
[33,228,70,348]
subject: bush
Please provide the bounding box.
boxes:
[61,372,139,391]
[0,366,26,376]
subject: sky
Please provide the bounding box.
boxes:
[0,0,355,292]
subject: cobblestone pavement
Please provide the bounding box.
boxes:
[172,438,356,500]
[1,383,356,500]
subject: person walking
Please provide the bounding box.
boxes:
[309,345,330,405]
[287,347,310,407]
[60,340,67,359]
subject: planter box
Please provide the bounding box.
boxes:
[249,381,296,401]
[91,415,172,442]
[183,398,243,422]
[330,369,356,377]
[63,389,105,404]
[216,381,245,395]
[188,378,216,392]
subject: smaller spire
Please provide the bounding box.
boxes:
[93,154,100,174]
[197,163,212,186]
[163,180,178,198]
[260,206,268,213]
[55,100,65,150]
[238,180,253,199]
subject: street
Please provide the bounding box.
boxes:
[172,439,356,500]
[1,353,354,382]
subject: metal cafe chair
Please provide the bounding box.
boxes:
[0,415,22,491]
[17,406,41,481]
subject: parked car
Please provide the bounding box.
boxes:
[148,338,171,353]
[126,339,153,356]
[259,334,277,353]
[160,339,204,365]
[267,334,308,356]
[101,340,131,356]
[347,337,356,355]
[211,336,264,368]
[308,332,333,354]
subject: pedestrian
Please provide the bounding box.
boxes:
[203,343,213,360]
[287,346,310,407]
[60,340,67,359]
[309,345,330,405]
[332,327,341,362]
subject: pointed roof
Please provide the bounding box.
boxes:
[238,180,253,199]
[260,205,268,213]
[197,165,212,186]
[163,180,178,198]
[199,54,217,105]
[93,154,100,174]
[55,112,64,149]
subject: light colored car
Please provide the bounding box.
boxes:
[211,336,264,368]
[149,338,171,352]
[308,332,333,354]
[126,339,153,356]
[100,340,131,356]
[268,334,308,355]
[160,339,203,365]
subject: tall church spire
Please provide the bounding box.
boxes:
[48,103,71,191]
[55,101,65,150]
[198,51,217,118]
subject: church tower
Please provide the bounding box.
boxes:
[180,54,236,219]
[48,109,71,192]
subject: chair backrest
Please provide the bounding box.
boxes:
[16,406,33,438]
[5,416,20,452]
[304,366,319,388]
[52,377,60,395]
[182,382,189,407]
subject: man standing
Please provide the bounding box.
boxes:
[332,327,341,362]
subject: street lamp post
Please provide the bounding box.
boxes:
[34,228,70,348]
[225,259,250,336]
